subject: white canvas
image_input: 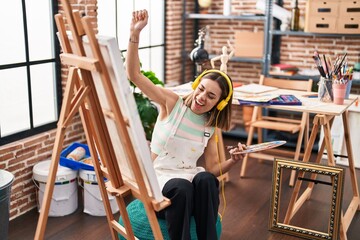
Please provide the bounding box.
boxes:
[65,33,164,202]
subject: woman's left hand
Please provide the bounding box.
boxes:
[228,143,246,163]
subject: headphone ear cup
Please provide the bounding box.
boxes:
[216,100,228,111]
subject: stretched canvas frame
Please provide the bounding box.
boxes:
[65,32,163,202]
[269,158,345,240]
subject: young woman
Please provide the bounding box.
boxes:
[126,10,244,240]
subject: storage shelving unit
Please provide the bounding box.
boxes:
[182,0,360,82]
[181,0,273,83]
[181,0,359,146]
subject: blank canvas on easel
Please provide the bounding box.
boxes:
[67,33,163,201]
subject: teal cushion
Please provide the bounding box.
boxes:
[119,199,222,240]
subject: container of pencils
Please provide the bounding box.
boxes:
[318,77,333,102]
[332,82,347,105]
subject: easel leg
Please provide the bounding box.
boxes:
[35,67,81,240]
[283,114,322,224]
[339,111,360,238]
[289,112,309,187]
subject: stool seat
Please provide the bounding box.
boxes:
[119,199,222,240]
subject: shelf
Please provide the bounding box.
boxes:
[271,30,360,38]
[267,73,320,81]
[186,13,266,21]
[209,54,264,64]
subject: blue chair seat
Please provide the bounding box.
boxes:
[119,199,222,240]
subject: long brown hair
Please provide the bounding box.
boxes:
[183,71,233,131]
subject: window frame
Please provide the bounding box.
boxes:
[0,0,61,146]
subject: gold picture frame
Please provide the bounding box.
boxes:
[269,158,345,240]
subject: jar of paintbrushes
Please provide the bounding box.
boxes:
[312,51,353,103]
[318,77,333,102]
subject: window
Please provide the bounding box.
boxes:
[0,0,61,145]
[97,0,165,82]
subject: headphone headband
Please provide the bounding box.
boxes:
[192,69,233,111]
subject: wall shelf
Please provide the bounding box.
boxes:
[208,54,264,64]
[271,30,360,38]
[186,13,266,21]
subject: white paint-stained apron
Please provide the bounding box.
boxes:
[153,105,211,189]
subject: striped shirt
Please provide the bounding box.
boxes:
[150,96,214,155]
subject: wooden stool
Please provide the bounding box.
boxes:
[119,199,222,240]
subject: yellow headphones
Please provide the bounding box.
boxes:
[192,69,233,111]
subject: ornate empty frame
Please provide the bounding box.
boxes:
[269,158,345,240]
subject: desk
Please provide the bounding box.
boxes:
[170,83,360,239]
[235,87,359,239]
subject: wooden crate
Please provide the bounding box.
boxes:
[308,0,339,16]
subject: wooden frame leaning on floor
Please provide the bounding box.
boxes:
[269,158,345,240]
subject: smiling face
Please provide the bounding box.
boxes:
[190,77,222,114]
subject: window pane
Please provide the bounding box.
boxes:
[138,47,164,82]
[150,47,164,82]
[0,0,26,65]
[97,0,117,37]
[117,2,133,50]
[138,48,150,71]
[31,63,58,127]
[26,0,54,61]
[149,0,164,45]
[0,68,30,137]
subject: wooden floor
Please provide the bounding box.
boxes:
[8,135,360,240]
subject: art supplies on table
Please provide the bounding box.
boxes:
[227,140,286,155]
[237,94,302,106]
[270,94,302,105]
[312,51,353,84]
[234,83,278,94]
[312,51,354,103]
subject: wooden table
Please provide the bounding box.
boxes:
[235,87,359,240]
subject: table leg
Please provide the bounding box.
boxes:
[340,111,360,235]
[283,112,360,239]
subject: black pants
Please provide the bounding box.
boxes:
[156,172,220,240]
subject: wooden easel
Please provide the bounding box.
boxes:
[283,112,360,240]
[34,1,170,239]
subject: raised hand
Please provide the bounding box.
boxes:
[131,10,148,34]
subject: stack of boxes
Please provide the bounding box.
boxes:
[305,0,360,33]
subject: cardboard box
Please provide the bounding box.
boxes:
[234,31,264,58]
[308,0,339,17]
[305,16,337,33]
[339,1,360,17]
[337,17,360,33]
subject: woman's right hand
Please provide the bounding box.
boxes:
[131,10,148,34]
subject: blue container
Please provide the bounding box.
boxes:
[0,169,14,240]
[344,80,352,99]
[60,142,94,170]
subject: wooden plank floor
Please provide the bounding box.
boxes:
[8,136,360,240]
